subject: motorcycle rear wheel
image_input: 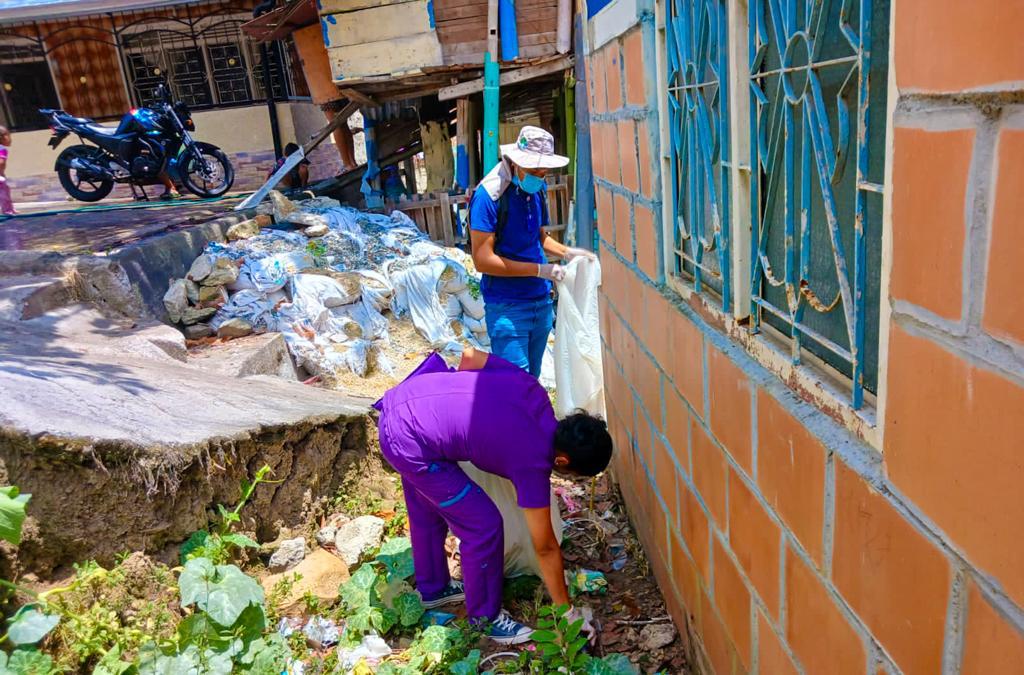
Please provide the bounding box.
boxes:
[181,145,234,198]
[56,146,114,202]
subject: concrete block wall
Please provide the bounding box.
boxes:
[586,1,1024,673]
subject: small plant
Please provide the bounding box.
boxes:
[531,604,590,673]
[180,464,273,565]
[335,537,423,644]
[307,239,329,266]
[265,573,302,624]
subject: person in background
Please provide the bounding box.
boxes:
[373,348,612,644]
[0,126,16,215]
[268,142,310,190]
[469,126,594,377]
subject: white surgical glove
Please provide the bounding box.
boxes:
[563,246,596,261]
[565,606,597,644]
[537,263,566,282]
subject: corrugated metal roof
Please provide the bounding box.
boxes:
[0,0,193,24]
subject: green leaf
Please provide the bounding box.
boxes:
[448,649,481,675]
[5,649,54,675]
[393,591,424,627]
[7,608,60,646]
[375,537,415,581]
[178,558,264,627]
[529,629,557,644]
[237,633,292,674]
[0,487,30,546]
[339,564,384,610]
[565,617,583,644]
[372,606,398,634]
[585,654,640,675]
[220,532,259,549]
[92,646,136,675]
[178,530,210,565]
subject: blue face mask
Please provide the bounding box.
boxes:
[514,172,545,194]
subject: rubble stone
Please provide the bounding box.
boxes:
[198,284,226,304]
[183,323,213,340]
[201,257,239,287]
[226,217,263,241]
[260,548,350,613]
[268,190,298,222]
[268,537,307,572]
[184,279,200,305]
[216,317,254,339]
[304,223,329,238]
[187,254,214,282]
[163,279,188,324]
[181,306,217,325]
[334,515,385,567]
[315,513,351,547]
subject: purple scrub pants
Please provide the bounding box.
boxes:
[378,419,504,621]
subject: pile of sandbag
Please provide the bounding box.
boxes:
[163,190,489,383]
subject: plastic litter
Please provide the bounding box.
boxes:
[422,610,457,626]
[336,632,391,670]
[568,568,608,597]
[302,616,340,647]
[554,257,606,417]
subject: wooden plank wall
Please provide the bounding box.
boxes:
[433,0,559,65]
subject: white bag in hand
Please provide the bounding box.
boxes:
[554,257,605,418]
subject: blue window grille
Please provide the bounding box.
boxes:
[748,0,889,409]
[666,0,731,312]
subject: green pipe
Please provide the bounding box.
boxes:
[483,53,500,173]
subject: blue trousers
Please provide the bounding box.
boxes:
[485,298,554,378]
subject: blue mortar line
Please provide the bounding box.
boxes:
[941,567,967,675]
[822,451,837,576]
[750,389,759,483]
[778,535,788,629]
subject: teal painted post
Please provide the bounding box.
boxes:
[483,54,500,172]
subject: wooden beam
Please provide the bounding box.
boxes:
[338,87,378,107]
[303,100,361,153]
[438,53,573,101]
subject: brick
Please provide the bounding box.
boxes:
[712,537,752,669]
[654,436,679,531]
[637,119,652,198]
[624,27,645,106]
[636,349,661,432]
[680,480,711,582]
[885,325,1024,607]
[756,392,826,564]
[664,387,690,477]
[625,264,646,331]
[605,121,621,185]
[590,121,606,182]
[670,528,701,617]
[786,549,865,675]
[728,468,780,615]
[634,400,654,477]
[618,119,640,194]
[691,419,728,529]
[833,459,951,674]
[700,589,737,675]
[613,193,631,258]
[983,128,1024,344]
[962,581,1024,674]
[895,0,1024,92]
[605,42,623,111]
[644,286,672,370]
[597,185,613,241]
[651,490,670,556]
[758,612,799,675]
[635,203,658,280]
[890,127,973,320]
[667,310,704,415]
[707,347,753,473]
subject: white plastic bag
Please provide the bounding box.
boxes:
[553,258,605,417]
[459,463,563,578]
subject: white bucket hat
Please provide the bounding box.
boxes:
[501,125,570,169]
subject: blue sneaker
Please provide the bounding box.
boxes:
[421,581,466,609]
[487,611,534,645]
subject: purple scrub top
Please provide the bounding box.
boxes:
[376,353,557,508]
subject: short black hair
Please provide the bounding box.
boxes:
[284,142,300,155]
[554,411,613,476]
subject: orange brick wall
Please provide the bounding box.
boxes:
[587,2,1024,672]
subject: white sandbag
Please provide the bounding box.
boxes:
[457,288,485,320]
[210,289,278,331]
[245,251,314,292]
[358,270,393,312]
[438,260,469,294]
[443,293,462,319]
[462,313,486,334]
[459,463,563,578]
[391,258,457,347]
[291,274,360,308]
[553,258,605,416]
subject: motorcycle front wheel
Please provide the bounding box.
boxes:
[181,144,234,198]
[56,146,114,202]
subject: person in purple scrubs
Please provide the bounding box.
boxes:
[373,348,613,644]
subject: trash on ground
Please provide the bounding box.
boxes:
[568,568,609,597]
[303,615,341,648]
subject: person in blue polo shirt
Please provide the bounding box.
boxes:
[468,126,594,377]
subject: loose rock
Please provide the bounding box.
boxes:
[268,537,307,572]
[333,515,385,567]
[639,623,676,651]
[187,254,215,282]
[268,190,298,222]
[217,317,254,339]
[184,279,200,305]
[198,284,226,304]
[261,548,350,613]
[163,279,188,324]
[226,217,262,241]
[303,223,329,238]
[183,323,213,340]
[201,257,239,287]
[181,306,217,325]
[315,513,351,547]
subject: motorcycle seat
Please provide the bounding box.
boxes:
[83,123,119,136]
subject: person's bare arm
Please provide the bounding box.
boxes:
[541,230,567,260]
[457,346,489,371]
[470,229,540,278]
[298,163,309,187]
[0,156,7,177]
[523,506,570,606]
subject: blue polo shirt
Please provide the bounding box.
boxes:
[469,184,551,303]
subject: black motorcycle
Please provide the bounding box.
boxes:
[40,84,234,202]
